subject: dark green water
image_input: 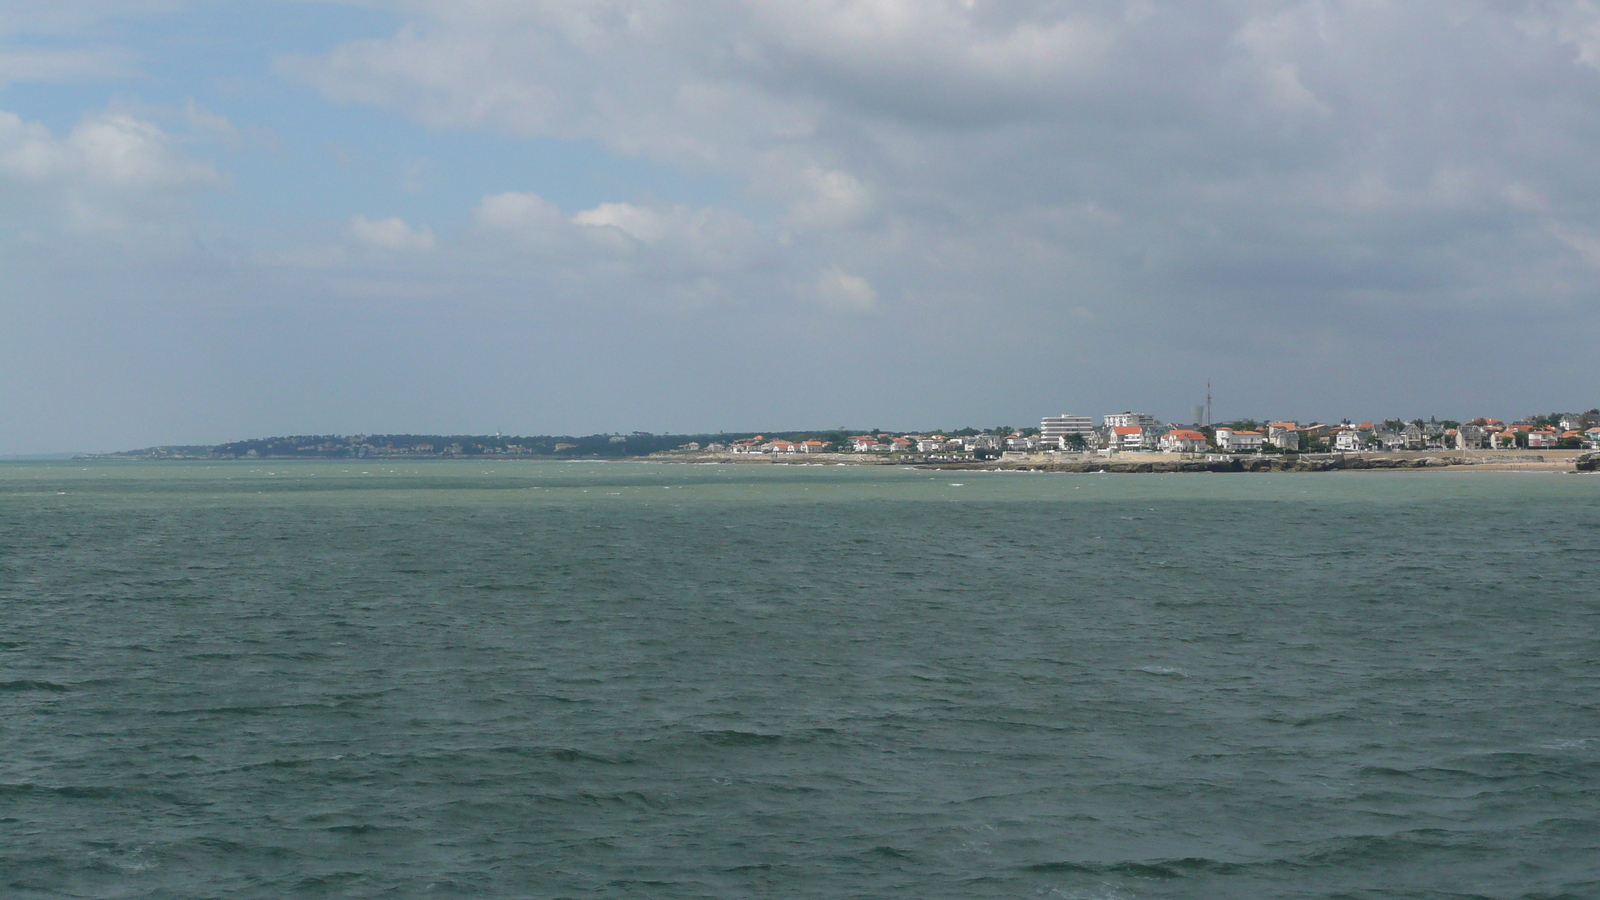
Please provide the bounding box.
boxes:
[2,460,1598,899]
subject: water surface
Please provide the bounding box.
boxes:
[3,461,1597,898]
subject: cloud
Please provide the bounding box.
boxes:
[0,107,223,233]
[348,215,436,253]
[268,2,1600,342]
[16,2,1600,454]
[812,265,878,313]
[573,201,672,243]
[0,45,136,85]
[473,189,569,244]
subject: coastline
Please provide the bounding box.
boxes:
[643,449,1597,474]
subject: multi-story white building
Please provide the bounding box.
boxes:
[1103,411,1157,429]
[1040,415,1094,443]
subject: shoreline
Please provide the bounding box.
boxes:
[643,449,1598,474]
[50,450,1599,473]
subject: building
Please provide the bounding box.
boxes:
[1215,428,1264,452]
[1040,415,1094,443]
[1585,428,1600,449]
[1527,429,1558,449]
[1402,424,1425,450]
[1333,428,1365,452]
[1159,429,1209,453]
[1110,425,1149,451]
[1103,411,1157,429]
[1267,423,1299,451]
[1456,424,1486,450]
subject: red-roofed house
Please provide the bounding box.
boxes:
[1159,429,1209,453]
[1215,428,1265,452]
[1110,425,1149,451]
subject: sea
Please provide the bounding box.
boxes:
[2,460,1597,899]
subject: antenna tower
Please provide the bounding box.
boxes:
[1206,380,1213,427]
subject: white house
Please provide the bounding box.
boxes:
[1109,425,1149,451]
[1266,423,1300,451]
[1527,429,1558,449]
[1215,428,1265,452]
[1159,429,1209,452]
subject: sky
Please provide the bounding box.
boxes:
[4,1,1600,454]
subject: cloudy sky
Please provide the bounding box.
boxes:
[4,1,1600,453]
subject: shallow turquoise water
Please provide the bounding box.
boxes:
[3,461,1598,898]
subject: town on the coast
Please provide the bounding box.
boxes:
[90,406,1600,472]
[670,409,1600,472]
[703,410,1600,457]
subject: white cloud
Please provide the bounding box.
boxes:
[0,107,222,233]
[573,201,671,243]
[473,190,569,241]
[348,215,436,253]
[782,165,872,229]
[813,265,878,313]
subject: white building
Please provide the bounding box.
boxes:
[1266,423,1299,451]
[1103,411,1157,429]
[1109,426,1151,451]
[1215,428,1265,452]
[1040,415,1094,443]
[1527,429,1558,449]
[1159,429,1209,452]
